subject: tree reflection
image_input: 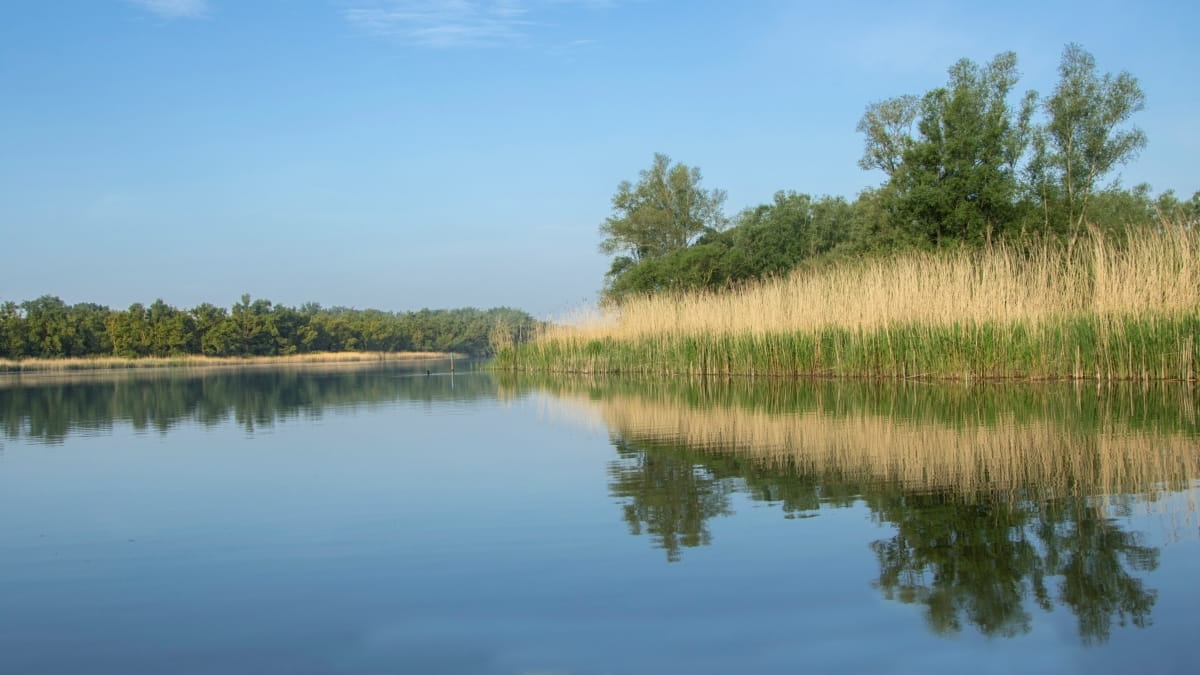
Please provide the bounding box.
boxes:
[870,492,1158,641]
[607,434,1165,643]
[1042,498,1159,644]
[537,373,1194,643]
[608,438,734,562]
[870,493,1045,638]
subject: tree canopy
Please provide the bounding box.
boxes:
[883,51,1037,245]
[597,43,1192,302]
[1041,42,1148,248]
[599,153,727,289]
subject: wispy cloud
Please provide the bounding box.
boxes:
[546,37,597,56]
[345,1,532,47]
[344,1,612,48]
[126,0,209,19]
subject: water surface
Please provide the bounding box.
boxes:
[1,362,1197,674]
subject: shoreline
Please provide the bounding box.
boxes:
[496,229,1199,384]
[494,314,1200,383]
[0,351,457,374]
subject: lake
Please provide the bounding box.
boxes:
[1,360,1197,674]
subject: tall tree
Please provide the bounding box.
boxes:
[887,52,1037,246]
[599,154,727,286]
[231,294,278,356]
[147,299,196,356]
[190,303,228,355]
[0,301,27,358]
[21,296,76,358]
[1044,43,1147,249]
[857,94,921,177]
[107,303,151,357]
[68,302,113,356]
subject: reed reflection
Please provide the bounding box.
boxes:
[518,375,1198,643]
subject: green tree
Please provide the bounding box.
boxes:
[107,303,151,357]
[857,94,921,177]
[603,192,857,299]
[1153,189,1200,229]
[21,296,77,358]
[0,301,27,358]
[67,302,113,356]
[1043,43,1147,250]
[147,299,197,356]
[1083,182,1166,237]
[886,52,1037,246]
[599,154,727,287]
[231,294,278,356]
[190,303,229,355]
[269,304,306,355]
[200,317,241,356]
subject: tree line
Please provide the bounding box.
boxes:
[600,44,1200,299]
[0,294,540,360]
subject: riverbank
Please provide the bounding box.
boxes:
[495,228,1200,381]
[0,351,454,374]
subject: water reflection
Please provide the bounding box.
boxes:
[513,374,1199,643]
[871,492,1158,643]
[4,366,1197,646]
[608,437,734,562]
[0,359,492,443]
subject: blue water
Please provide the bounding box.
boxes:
[1,363,1196,674]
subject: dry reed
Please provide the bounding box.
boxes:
[499,227,1200,380]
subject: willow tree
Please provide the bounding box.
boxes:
[599,153,727,287]
[857,94,920,177]
[869,52,1037,247]
[1042,43,1147,250]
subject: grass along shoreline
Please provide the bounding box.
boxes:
[0,351,454,374]
[496,227,1200,381]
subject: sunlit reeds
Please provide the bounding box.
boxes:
[498,226,1200,380]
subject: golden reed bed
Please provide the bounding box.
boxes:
[558,227,1199,341]
[500,227,1200,380]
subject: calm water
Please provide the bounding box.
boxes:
[1,361,1197,674]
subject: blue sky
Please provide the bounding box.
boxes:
[2,1,1197,316]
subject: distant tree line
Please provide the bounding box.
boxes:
[0,294,540,360]
[601,44,1200,299]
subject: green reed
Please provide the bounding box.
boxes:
[495,313,1199,381]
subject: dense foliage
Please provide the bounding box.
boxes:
[602,44,1199,299]
[605,191,857,297]
[599,153,729,284]
[0,294,539,360]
